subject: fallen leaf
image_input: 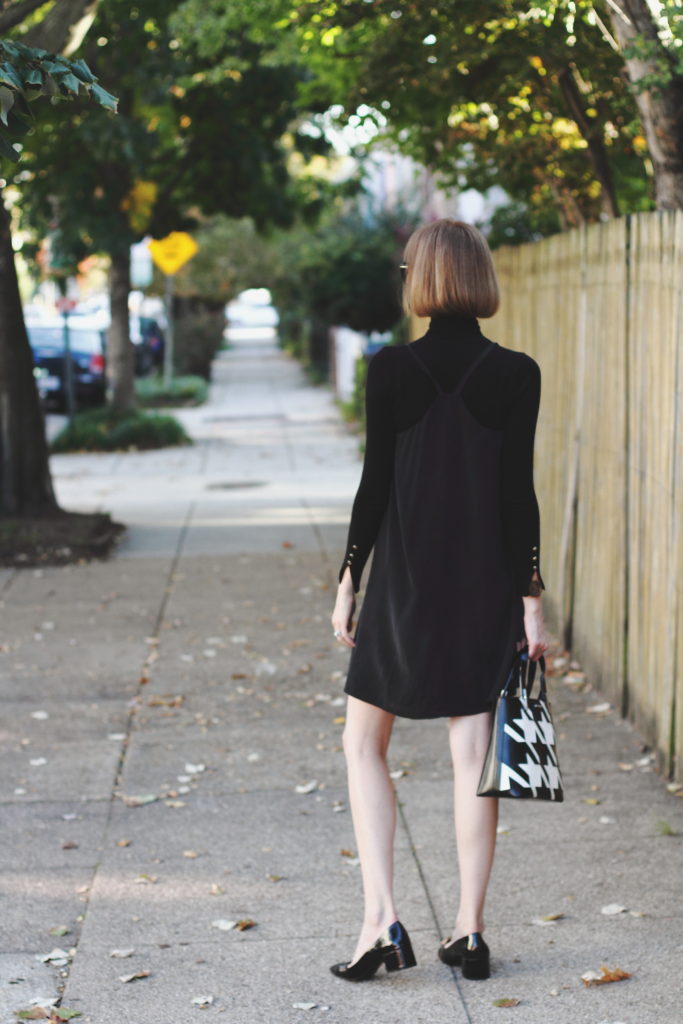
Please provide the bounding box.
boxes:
[209,883,225,896]
[340,849,356,858]
[48,926,70,937]
[116,838,131,847]
[61,840,78,850]
[580,964,632,986]
[183,850,200,858]
[532,911,565,925]
[617,762,634,771]
[118,970,151,984]
[492,997,520,1007]
[121,793,159,807]
[36,948,71,965]
[51,1012,82,1022]
[294,780,318,795]
[134,874,158,885]
[333,716,345,725]
[582,797,601,805]
[281,540,294,548]
[601,903,627,915]
[389,769,408,780]
[191,996,214,1007]
[266,873,283,883]
[16,1010,47,1020]
[147,694,185,707]
[110,949,135,958]
[234,919,256,931]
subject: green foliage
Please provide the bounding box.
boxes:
[267,204,418,336]
[281,0,654,225]
[339,353,368,432]
[480,200,562,250]
[50,407,190,452]
[173,307,225,380]
[13,0,330,273]
[0,38,116,162]
[171,216,274,305]
[135,374,208,407]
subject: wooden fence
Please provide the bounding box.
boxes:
[485,211,683,781]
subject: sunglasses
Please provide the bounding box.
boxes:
[400,264,408,282]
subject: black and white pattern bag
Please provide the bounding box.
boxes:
[477,648,564,801]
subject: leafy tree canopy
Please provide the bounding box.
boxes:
[0,37,116,162]
[12,0,333,273]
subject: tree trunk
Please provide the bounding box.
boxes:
[557,65,620,219]
[23,0,100,55]
[0,189,59,516]
[608,0,683,210]
[107,248,135,413]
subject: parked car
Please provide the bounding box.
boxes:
[29,323,107,410]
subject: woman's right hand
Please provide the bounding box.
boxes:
[331,570,356,648]
[522,597,551,661]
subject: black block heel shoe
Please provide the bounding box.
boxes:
[438,932,490,980]
[330,921,417,981]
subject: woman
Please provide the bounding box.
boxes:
[330,219,551,983]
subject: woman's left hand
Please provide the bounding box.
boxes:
[332,577,356,648]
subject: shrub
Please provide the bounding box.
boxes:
[51,407,191,453]
[135,374,208,407]
[173,307,225,380]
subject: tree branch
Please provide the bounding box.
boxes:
[0,0,50,33]
[23,0,99,55]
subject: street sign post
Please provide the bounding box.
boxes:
[148,232,199,388]
[56,295,77,425]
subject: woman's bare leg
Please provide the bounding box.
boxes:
[342,694,397,964]
[447,710,499,939]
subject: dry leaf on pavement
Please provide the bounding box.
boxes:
[118,970,151,983]
[294,780,318,794]
[601,903,627,915]
[121,793,158,807]
[581,964,632,986]
[492,997,520,1007]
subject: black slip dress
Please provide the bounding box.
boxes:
[344,339,525,718]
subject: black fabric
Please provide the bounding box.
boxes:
[343,332,528,718]
[339,314,546,598]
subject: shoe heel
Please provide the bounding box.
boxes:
[461,953,490,980]
[382,922,417,972]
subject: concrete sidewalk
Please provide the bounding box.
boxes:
[1,329,681,1024]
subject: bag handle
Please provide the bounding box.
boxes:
[501,647,547,700]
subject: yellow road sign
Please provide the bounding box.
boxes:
[148,232,199,275]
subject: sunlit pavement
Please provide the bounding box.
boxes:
[1,330,681,1023]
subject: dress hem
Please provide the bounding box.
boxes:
[344,686,495,720]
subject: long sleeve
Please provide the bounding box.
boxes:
[500,355,546,597]
[339,346,396,593]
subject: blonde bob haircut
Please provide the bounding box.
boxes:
[402,219,500,319]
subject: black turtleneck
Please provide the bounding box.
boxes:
[338,314,546,597]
